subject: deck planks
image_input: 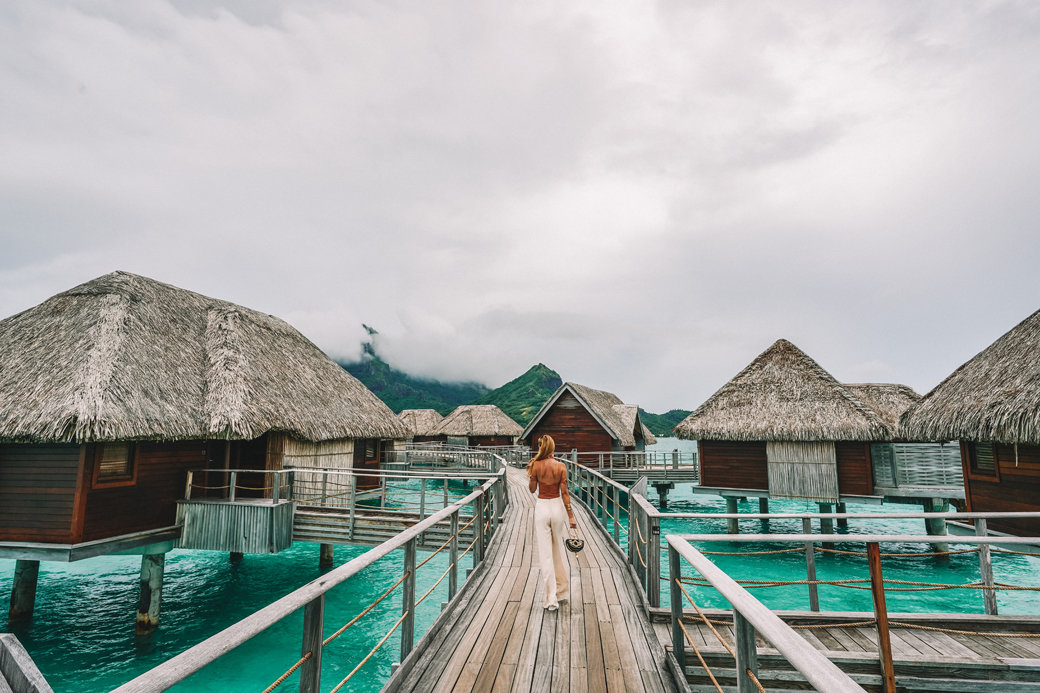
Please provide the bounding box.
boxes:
[388,466,677,692]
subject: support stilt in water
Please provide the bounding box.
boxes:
[136,553,166,634]
[758,497,769,513]
[818,503,834,534]
[725,497,739,534]
[924,498,950,555]
[319,543,335,569]
[229,551,244,562]
[8,559,40,622]
[652,482,674,509]
[836,502,848,528]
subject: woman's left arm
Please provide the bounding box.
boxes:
[560,464,577,528]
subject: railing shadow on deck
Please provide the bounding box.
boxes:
[111,455,510,693]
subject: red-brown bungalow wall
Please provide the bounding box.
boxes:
[962,442,1040,536]
[698,440,875,496]
[526,393,613,457]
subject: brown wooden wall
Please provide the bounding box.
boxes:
[468,436,514,448]
[526,393,614,457]
[0,444,82,542]
[699,441,768,490]
[835,442,874,496]
[963,442,1040,536]
[80,440,210,542]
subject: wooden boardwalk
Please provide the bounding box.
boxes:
[386,467,680,692]
[654,613,1040,691]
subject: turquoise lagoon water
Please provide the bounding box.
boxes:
[637,438,1040,614]
[1,479,473,693]
[4,443,1040,691]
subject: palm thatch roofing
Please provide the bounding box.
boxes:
[901,308,1040,444]
[844,384,921,433]
[613,403,657,446]
[398,409,444,437]
[435,405,522,438]
[673,339,892,442]
[0,271,408,443]
[521,382,655,448]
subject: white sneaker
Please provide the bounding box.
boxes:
[546,604,559,611]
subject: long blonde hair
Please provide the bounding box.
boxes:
[527,435,555,477]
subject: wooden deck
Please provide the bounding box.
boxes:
[653,612,1040,691]
[385,467,680,692]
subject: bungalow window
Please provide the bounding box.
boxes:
[364,440,378,461]
[93,442,136,487]
[967,442,997,478]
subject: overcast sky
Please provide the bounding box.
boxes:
[2,1,1039,414]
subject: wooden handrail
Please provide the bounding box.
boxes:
[113,458,508,693]
[668,535,867,693]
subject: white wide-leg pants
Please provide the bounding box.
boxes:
[534,496,570,608]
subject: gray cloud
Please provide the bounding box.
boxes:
[2,0,1039,414]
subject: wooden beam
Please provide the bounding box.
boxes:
[867,542,896,693]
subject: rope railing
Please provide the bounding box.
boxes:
[115,452,510,693]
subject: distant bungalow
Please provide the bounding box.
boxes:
[520,382,656,461]
[398,408,445,443]
[0,271,407,629]
[673,339,960,506]
[435,404,522,447]
[901,308,1040,536]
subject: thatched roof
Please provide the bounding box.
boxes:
[521,382,655,448]
[398,409,444,437]
[0,271,408,443]
[901,308,1040,444]
[435,405,522,437]
[613,403,657,446]
[674,339,892,442]
[844,384,920,433]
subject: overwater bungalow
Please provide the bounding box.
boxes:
[901,308,1040,537]
[0,271,406,629]
[673,339,960,506]
[519,382,656,460]
[397,408,445,443]
[434,404,522,447]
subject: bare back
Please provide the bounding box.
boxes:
[529,457,568,499]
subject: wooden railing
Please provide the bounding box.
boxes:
[667,535,866,692]
[114,455,510,693]
[566,460,1040,613]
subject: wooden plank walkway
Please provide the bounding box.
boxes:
[653,614,1040,691]
[387,467,679,693]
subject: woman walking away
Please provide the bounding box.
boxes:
[527,435,577,611]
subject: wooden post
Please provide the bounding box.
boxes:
[734,611,759,693]
[8,559,40,622]
[924,498,950,555]
[758,497,769,513]
[802,518,819,612]
[135,553,166,634]
[474,495,485,566]
[669,545,686,674]
[867,542,897,693]
[299,594,324,693]
[321,474,328,507]
[612,486,621,545]
[272,471,280,504]
[401,538,416,661]
[348,474,357,540]
[976,519,998,615]
[443,480,449,509]
[648,514,661,608]
[449,512,459,600]
[229,552,244,562]
[835,501,848,528]
[726,497,739,534]
[184,470,194,501]
[319,544,334,570]
[818,503,834,535]
[228,471,238,502]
